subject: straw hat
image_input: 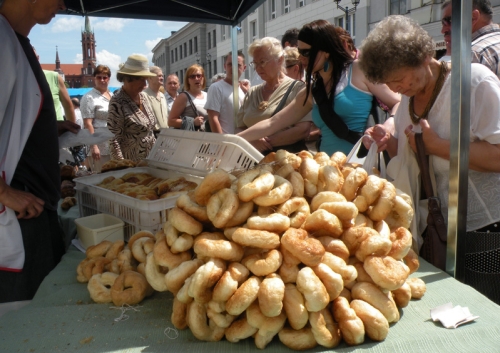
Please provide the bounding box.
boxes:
[117,54,156,77]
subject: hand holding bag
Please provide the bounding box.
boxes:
[414,132,447,271]
[346,135,386,178]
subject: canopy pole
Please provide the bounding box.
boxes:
[449,0,471,276]
[232,25,239,129]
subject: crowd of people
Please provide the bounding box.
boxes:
[1,0,500,306]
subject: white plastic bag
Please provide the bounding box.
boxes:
[346,136,386,178]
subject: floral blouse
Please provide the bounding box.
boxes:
[107,88,156,162]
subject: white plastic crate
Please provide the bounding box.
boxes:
[75,213,124,249]
[75,130,263,240]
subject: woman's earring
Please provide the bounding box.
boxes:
[323,61,330,72]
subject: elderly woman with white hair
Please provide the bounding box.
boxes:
[236,37,312,153]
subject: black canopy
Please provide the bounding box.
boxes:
[62,0,265,26]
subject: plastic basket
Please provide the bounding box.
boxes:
[75,130,263,240]
[75,213,124,250]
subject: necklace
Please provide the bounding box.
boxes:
[408,61,450,124]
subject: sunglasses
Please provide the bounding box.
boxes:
[95,75,109,81]
[298,48,311,58]
[249,59,271,69]
[189,74,203,79]
[286,63,299,69]
[441,16,451,26]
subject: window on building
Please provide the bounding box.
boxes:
[213,60,217,75]
[175,48,178,61]
[221,26,226,40]
[208,32,211,49]
[184,43,187,57]
[194,36,198,52]
[180,45,183,59]
[284,0,290,13]
[299,0,305,7]
[336,13,356,38]
[189,39,193,55]
[251,21,257,40]
[213,30,216,47]
[336,17,344,29]
[390,0,406,15]
[271,0,276,19]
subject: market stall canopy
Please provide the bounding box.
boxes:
[61,0,266,26]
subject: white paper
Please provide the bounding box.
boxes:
[71,238,86,253]
[59,128,114,148]
[430,302,479,329]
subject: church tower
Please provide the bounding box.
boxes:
[81,15,96,86]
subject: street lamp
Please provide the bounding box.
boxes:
[334,0,360,31]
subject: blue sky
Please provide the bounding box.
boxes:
[29,14,188,86]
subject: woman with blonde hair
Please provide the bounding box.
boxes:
[237,37,312,153]
[284,46,304,81]
[168,64,208,130]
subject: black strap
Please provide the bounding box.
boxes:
[271,80,297,117]
[312,75,362,145]
[182,91,199,116]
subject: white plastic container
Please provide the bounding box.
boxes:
[75,213,125,249]
[74,129,263,240]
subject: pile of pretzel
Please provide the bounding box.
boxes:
[76,149,427,350]
[96,172,198,200]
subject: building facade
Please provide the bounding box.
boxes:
[152,0,500,87]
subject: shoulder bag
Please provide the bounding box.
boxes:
[414,132,447,271]
[180,91,205,131]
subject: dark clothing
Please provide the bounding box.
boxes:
[12,33,60,211]
[0,33,65,303]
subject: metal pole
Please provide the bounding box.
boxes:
[449,0,471,276]
[231,25,239,129]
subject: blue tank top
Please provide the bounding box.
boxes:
[312,65,373,155]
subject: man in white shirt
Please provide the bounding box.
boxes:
[205,52,247,134]
[164,74,180,112]
[144,66,168,132]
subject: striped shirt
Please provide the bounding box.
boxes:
[471,24,500,79]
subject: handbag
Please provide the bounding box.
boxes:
[414,132,448,271]
[180,92,204,131]
[346,136,387,179]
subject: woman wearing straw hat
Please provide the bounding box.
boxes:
[107,54,157,162]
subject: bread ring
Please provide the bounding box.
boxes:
[276,197,310,228]
[278,262,299,284]
[350,299,389,341]
[258,273,285,317]
[246,213,290,233]
[153,233,192,271]
[110,270,149,306]
[275,149,301,169]
[296,267,330,312]
[207,188,240,228]
[127,230,155,251]
[176,276,193,304]
[311,263,343,301]
[309,308,342,348]
[254,311,287,349]
[352,261,376,284]
[279,328,317,350]
[242,249,283,276]
[226,276,262,316]
[286,171,305,197]
[225,316,258,343]
[76,258,90,283]
[231,227,280,249]
[86,240,113,259]
[388,227,412,260]
[188,258,226,303]
[131,236,155,263]
[332,296,365,346]
[144,252,168,292]
[330,151,347,167]
[367,181,396,221]
[374,220,391,238]
[171,297,188,330]
[82,257,111,281]
[317,236,350,262]
[303,209,343,238]
[105,240,125,260]
[359,174,385,205]
[193,169,232,206]
[318,164,344,192]
[176,192,209,222]
[355,233,392,262]
[253,175,293,206]
[353,195,369,212]
[321,252,358,287]
[165,258,204,294]
[193,232,244,262]
[224,201,254,228]
[259,151,276,165]
[354,213,373,228]
[206,306,236,328]
[281,228,325,267]
[187,301,226,342]
[283,283,309,330]
[341,226,379,254]
[391,281,412,308]
[237,169,274,202]
[164,221,194,254]
[364,255,410,291]
[340,167,368,201]
[310,191,346,212]
[386,195,414,229]
[406,277,427,299]
[117,248,136,273]
[403,248,420,274]
[168,207,203,236]
[87,272,119,303]
[318,201,358,223]
[212,262,250,302]
[299,158,319,197]
[351,282,400,323]
[274,163,295,178]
